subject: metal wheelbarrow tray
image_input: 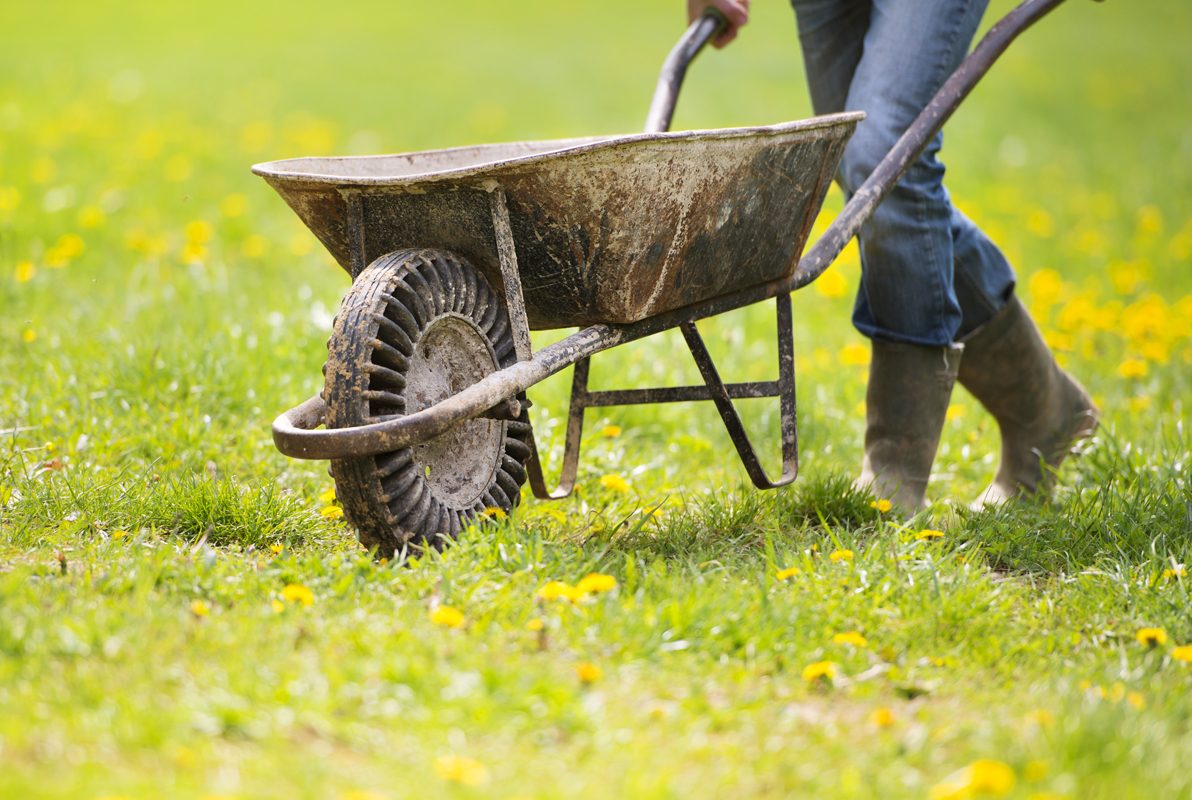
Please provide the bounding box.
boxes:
[256,0,1073,556]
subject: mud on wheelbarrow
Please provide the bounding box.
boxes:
[254,0,1072,557]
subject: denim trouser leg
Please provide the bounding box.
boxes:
[790,0,1017,346]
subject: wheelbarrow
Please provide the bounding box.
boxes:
[255,0,1071,556]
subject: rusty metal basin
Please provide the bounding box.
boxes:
[253,113,861,329]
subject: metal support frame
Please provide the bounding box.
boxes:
[525,292,797,498]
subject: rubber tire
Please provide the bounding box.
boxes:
[323,248,530,557]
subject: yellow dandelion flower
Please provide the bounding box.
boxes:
[917,529,945,541]
[22,328,37,343]
[181,241,207,264]
[776,566,801,581]
[281,583,315,607]
[801,660,837,682]
[1116,358,1148,379]
[14,261,36,283]
[1026,208,1054,238]
[1136,204,1163,236]
[868,707,895,728]
[945,404,966,421]
[600,424,622,438]
[271,599,285,614]
[77,205,106,229]
[1171,645,1192,663]
[319,505,344,520]
[1161,565,1185,580]
[318,487,336,504]
[536,581,578,602]
[241,234,269,259]
[599,473,631,493]
[1028,268,1064,306]
[0,186,22,212]
[575,572,617,595]
[433,755,489,786]
[870,498,892,513]
[480,506,507,521]
[269,543,285,554]
[1136,627,1167,647]
[966,759,1016,795]
[575,662,603,684]
[832,630,868,648]
[526,618,544,632]
[429,605,466,629]
[829,549,854,563]
[839,342,870,366]
[814,267,848,299]
[190,599,210,618]
[220,193,248,218]
[1026,709,1055,728]
[30,156,57,184]
[1023,760,1050,781]
[185,219,213,245]
[45,233,85,267]
[1126,691,1146,710]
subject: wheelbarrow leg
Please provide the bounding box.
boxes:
[679,292,799,489]
[525,357,590,499]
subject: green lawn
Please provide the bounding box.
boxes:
[2,1,1190,797]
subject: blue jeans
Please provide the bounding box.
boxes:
[790,0,1017,346]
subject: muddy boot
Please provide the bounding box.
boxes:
[959,296,1099,506]
[857,341,963,513]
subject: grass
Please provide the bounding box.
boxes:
[1,0,1191,797]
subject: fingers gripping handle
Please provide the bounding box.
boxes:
[644,9,728,134]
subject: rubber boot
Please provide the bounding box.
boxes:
[857,341,964,513]
[958,296,1098,506]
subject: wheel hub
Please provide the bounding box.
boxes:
[406,314,503,508]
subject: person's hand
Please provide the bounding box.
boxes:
[686,0,750,48]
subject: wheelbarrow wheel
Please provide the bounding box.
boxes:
[322,248,531,557]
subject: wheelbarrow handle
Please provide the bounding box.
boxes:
[644,9,729,134]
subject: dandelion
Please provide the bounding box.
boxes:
[1161,565,1185,580]
[190,600,210,618]
[600,424,622,438]
[945,404,966,421]
[269,543,285,554]
[575,572,617,595]
[917,529,945,541]
[1126,691,1146,710]
[525,618,544,632]
[802,661,837,683]
[1026,709,1055,729]
[814,267,848,299]
[931,760,1016,800]
[829,549,854,563]
[220,193,248,218]
[1171,645,1192,663]
[1136,627,1167,647]
[537,581,577,601]
[271,599,285,614]
[868,707,895,728]
[14,261,36,283]
[1116,358,1148,379]
[575,662,602,684]
[832,631,868,648]
[319,505,344,520]
[45,233,85,267]
[839,343,870,366]
[599,473,631,493]
[281,583,315,607]
[318,487,337,504]
[776,566,801,581]
[22,329,37,343]
[480,506,507,521]
[77,205,106,229]
[429,605,466,629]
[433,754,489,787]
[870,498,892,513]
